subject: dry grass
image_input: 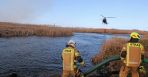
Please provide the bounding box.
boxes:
[140,35,148,57]
[91,35,148,76]
[0,22,106,37]
[0,22,148,37]
[91,38,128,64]
[0,22,73,37]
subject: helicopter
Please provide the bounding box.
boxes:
[101,15,116,24]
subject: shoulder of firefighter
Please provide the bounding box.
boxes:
[75,50,85,66]
[120,44,127,60]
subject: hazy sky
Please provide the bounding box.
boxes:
[0,0,147,30]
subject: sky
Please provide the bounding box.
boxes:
[0,0,148,30]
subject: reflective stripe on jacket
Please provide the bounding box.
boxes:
[62,47,81,71]
[120,43,144,67]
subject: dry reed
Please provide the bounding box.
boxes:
[0,22,148,37]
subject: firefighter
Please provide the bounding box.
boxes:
[119,32,145,77]
[62,40,85,77]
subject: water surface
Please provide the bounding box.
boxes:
[0,33,128,77]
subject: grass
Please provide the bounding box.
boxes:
[0,22,73,37]
[0,22,148,37]
[91,35,148,76]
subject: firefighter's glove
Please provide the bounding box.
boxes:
[139,66,146,74]
[80,61,85,67]
[120,51,127,58]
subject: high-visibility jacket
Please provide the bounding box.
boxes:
[62,47,82,71]
[120,42,144,67]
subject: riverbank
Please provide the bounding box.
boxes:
[91,35,148,77]
[0,22,148,37]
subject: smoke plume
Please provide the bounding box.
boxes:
[0,0,51,23]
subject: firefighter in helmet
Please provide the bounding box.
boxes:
[119,32,145,77]
[62,40,85,77]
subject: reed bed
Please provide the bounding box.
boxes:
[0,23,73,37]
[0,22,104,37]
[0,22,148,37]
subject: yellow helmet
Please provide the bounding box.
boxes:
[130,32,140,39]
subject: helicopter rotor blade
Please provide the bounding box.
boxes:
[100,15,104,17]
[106,17,116,18]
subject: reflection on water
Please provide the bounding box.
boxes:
[0,33,128,77]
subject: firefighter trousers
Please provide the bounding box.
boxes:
[119,66,139,77]
[62,70,75,77]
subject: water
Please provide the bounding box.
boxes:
[0,33,128,77]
